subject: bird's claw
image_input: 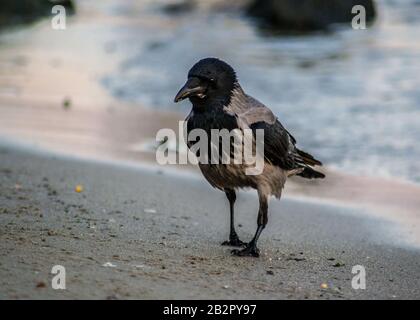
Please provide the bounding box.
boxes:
[221,238,247,247]
[231,245,260,257]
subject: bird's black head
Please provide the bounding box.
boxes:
[174,58,237,107]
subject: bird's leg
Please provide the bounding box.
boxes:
[231,190,268,257]
[221,189,246,247]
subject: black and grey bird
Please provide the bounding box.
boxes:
[174,58,325,257]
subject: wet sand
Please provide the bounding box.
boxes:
[1,0,420,299]
[1,145,419,299]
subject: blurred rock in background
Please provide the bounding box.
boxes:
[246,0,376,31]
[162,0,196,16]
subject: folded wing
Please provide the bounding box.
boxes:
[225,87,325,179]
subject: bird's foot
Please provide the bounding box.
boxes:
[221,236,247,247]
[231,243,260,257]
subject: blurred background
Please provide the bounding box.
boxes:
[1,0,420,184]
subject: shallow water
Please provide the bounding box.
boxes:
[102,0,420,184]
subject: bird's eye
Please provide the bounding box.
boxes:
[209,78,216,87]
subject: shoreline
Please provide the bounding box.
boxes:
[2,131,420,249]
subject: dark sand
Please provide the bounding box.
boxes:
[1,145,419,299]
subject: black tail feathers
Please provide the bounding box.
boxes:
[297,167,325,179]
[295,148,325,179]
[296,148,322,166]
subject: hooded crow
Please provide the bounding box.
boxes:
[174,57,325,257]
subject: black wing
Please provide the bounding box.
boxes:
[251,120,324,178]
[251,120,298,170]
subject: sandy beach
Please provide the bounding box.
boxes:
[1,0,420,300]
[1,145,419,299]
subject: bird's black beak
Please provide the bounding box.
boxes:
[174,77,207,103]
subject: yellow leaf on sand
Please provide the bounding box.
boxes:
[75,185,83,193]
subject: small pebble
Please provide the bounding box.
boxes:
[102,262,116,268]
[144,208,157,214]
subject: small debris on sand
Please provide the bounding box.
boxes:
[62,97,72,110]
[287,256,306,262]
[333,262,345,267]
[144,208,157,214]
[102,262,117,268]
